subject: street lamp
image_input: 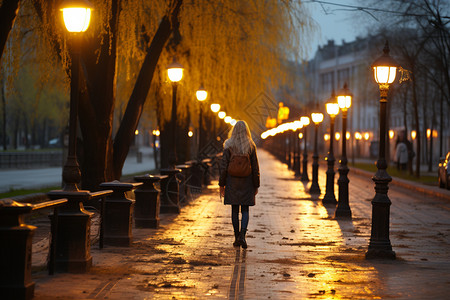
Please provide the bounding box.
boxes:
[300,116,310,181]
[210,103,220,113]
[196,86,207,157]
[167,58,184,167]
[309,111,324,194]
[294,121,303,176]
[58,0,93,191]
[210,103,220,144]
[335,83,352,218]
[323,100,339,205]
[366,41,398,260]
[46,0,106,273]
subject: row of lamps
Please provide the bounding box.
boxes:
[60,0,398,262]
[261,41,400,260]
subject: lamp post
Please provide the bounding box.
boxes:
[300,116,310,181]
[167,58,184,167]
[196,86,207,157]
[46,0,113,273]
[210,103,220,148]
[335,83,352,218]
[59,0,93,191]
[309,112,324,194]
[366,41,398,259]
[323,101,339,205]
[294,121,303,176]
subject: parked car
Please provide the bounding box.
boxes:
[438,152,450,190]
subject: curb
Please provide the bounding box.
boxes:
[349,166,450,202]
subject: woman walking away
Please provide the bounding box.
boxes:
[219,120,260,249]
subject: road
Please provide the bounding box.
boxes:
[0,147,155,193]
[31,149,450,299]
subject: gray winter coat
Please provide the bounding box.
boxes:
[219,146,260,206]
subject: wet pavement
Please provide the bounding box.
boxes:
[31,149,450,299]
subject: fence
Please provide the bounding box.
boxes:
[0,151,63,169]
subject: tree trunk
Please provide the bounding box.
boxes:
[1,79,7,150]
[411,72,421,178]
[112,0,183,179]
[78,0,121,191]
[0,0,19,62]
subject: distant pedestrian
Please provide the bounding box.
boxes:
[396,141,408,171]
[219,120,260,249]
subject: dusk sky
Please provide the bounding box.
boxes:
[305,0,368,59]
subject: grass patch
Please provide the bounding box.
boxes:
[351,163,438,186]
[0,186,59,199]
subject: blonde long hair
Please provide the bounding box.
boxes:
[224,120,255,155]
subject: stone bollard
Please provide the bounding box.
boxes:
[186,160,203,194]
[99,181,142,247]
[47,190,112,273]
[159,168,182,213]
[133,174,167,228]
[175,164,193,204]
[0,198,67,300]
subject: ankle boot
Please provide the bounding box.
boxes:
[233,232,240,247]
[239,229,247,249]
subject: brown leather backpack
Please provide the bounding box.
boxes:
[227,148,252,177]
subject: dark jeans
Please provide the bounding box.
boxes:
[231,205,249,233]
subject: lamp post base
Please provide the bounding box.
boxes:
[365,248,396,260]
[335,163,352,218]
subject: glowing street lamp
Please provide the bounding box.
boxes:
[300,116,310,181]
[167,58,184,167]
[196,86,207,157]
[293,120,304,177]
[309,111,324,194]
[60,0,92,33]
[46,0,104,273]
[196,87,208,101]
[335,83,352,218]
[366,41,399,260]
[218,111,226,119]
[210,103,220,113]
[323,99,339,205]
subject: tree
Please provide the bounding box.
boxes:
[4,0,313,190]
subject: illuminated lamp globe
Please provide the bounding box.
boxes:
[337,83,352,111]
[372,41,398,85]
[60,0,93,33]
[326,102,339,117]
[300,116,310,126]
[196,87,207,101]
[167,58,184,82]
[311,112,324,124]
[210,103,220,113]
[218,111,226,119]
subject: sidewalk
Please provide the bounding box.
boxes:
[31,149,450,299]
[0,147,155,193]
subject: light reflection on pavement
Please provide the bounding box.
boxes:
[33,149,450,299]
